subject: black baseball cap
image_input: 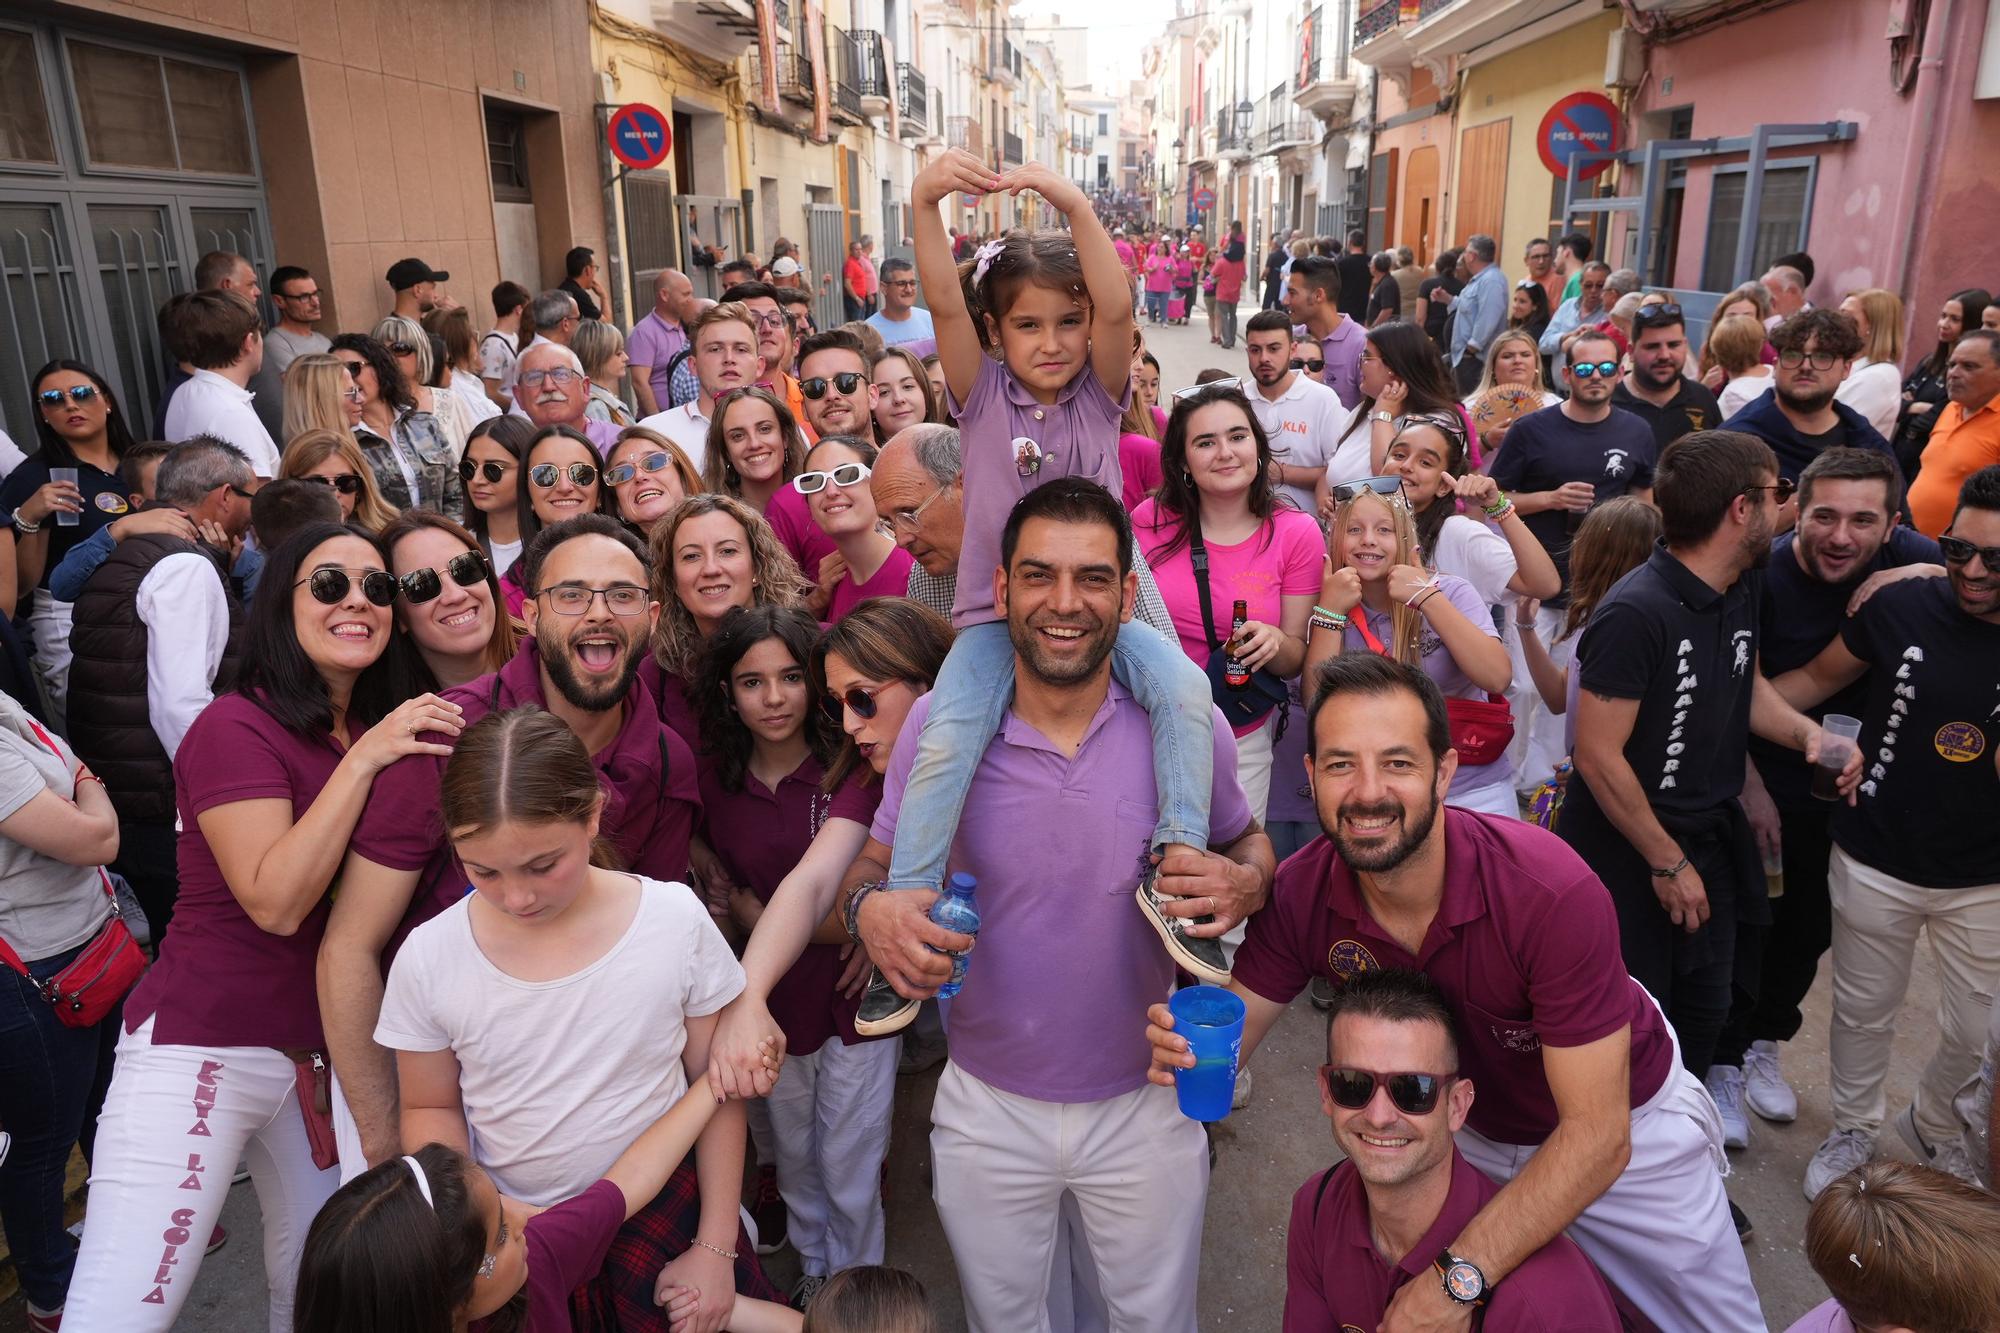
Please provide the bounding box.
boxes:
[386,257,449,290]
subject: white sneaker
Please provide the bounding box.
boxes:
[1894,1103,1979,1184]
[1706,1065,1751,1150]
[1231,1066,1253,1110]
[1804,1127,1875,1201]
[1743,1041,1798,1123]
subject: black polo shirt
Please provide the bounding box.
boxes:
[1832,577,2000,888]
[1752,527,1942,810]
[558,277,601,322]
[1575,543,1760,813]
[1487,404,1658,606]
[1611,376,1724,452]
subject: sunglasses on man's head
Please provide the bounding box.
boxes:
[38,385,101,408]
[459,459,513,485]
[401,550,489,605]
[1569,360,1620,380]
[801,372,866,399]
[1631,302,1684,330]
[1741,478,1798,505]
[529,462,598,489]
[307,472,364,495]
[1940,534,2000,569]
[1321,1066,1455,1116]
[298,567,398,607]
[603,452,673,487]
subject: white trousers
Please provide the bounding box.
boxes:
[766,1034,900,1276]
[1445,774,1520,818]
[1959,993,1999,1188]
[1457,1062,1766,1333]
[1827,845,2000,1143]
[61,1017,338,1333]
[1233,713,1275,828]
[930,1063,1208,1333]
[27,590,74,727]
[1505,605,1573,793]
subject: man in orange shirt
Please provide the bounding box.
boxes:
[1909,329,2000,535]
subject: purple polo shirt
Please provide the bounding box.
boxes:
[350,639,702,954]
[700,756,880,1056]
[1284,1151,1622,1332]
[871,682,1252,1103]
[1233,812,1674,1146]
[1294,316,1367,409]
[944,355,1129,629]
[625,311,687,407]
[131,692,344,1049]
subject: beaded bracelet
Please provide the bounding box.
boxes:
[1481,490,1513,517]
[691,1238,740,1261]
[843,879,883,944]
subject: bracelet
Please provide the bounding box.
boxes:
[75,774,105,788]
[1482,491,1513,517]
[1370,411,1396,425]
[1485,502,1515,523]
[1309,609,1348,634]
[1408,587,1439,613]
[1650,856,1690,879]
[12,514,42,534]
[843,879,883,943]
[690,1238,740,1261]
[1311,604,1349,626]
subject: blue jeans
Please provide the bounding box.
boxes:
[884,619,1214,891]
[1145,290,1169,322]
[0,939,122,1310]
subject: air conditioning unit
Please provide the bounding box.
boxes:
[1605,26,1644,89]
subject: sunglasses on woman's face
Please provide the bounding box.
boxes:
[1289,358,1325,373]
[793,462,871,494]
[38,385,102,408]
[603,452,672,487]
[336,359,367,380]
[529,461,599,489]
[1320,1065,1455,1115]
[819,683,884,723]
[298,567,398,607]
[308,473,364,495]
[389,341,418,358]
[400,550,489,604]
[800,372,865,399]
[459,459,514,484]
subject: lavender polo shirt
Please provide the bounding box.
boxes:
[1294,316,1368,409]
[944,356,1129,629]
[872,682,1252,1103]
[1284,1151,1622,1333]
[1233,812,1676,1146]
[625,311,687,408]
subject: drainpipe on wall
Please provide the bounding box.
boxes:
[597,70,629,332]
[1887,0,1954,304]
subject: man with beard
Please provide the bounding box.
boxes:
[1148,654,1762,1331]
[317,514,700,1174]
[516,340,621,457]
[1775,464,2000,1200]
[1722,309,1894,488]
[1242,310,1357,512]
[1283,968,1621,1332]
[1559,431,1859,1240]
[1611,304,1724,451]
[851,480,1271,1331]
[795,328,875,441]
[1707,449,1941,1155]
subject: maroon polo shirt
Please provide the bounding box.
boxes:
[698,754,879,1056]
[350,639,701,954]
[1284,1150,1622,1332]
[641,656,702,756]
[1234,811,1673,1146]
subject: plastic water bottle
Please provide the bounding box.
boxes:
[928,872,980,999]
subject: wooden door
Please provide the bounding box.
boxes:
[1454,119,1510,250]
[1402,144,1439,264]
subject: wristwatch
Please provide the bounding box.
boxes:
[1434,1250,1490,1306]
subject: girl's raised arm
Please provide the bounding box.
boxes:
[1000,163,1134,399]
[912,149,1001,408]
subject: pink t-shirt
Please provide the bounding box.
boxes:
[1144,254,1174,294]
[828,544,915,622]
[1113,238,1136,273]
[1211,256,1247,304]
[1118,433,1163,510]
[764,483,837,583]
[1130,501,1324,734]
[944,354,1127,629]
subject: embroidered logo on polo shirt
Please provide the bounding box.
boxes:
[1326,939,1379,979]
[1730,629,1752,678]
[1935,722,1985,763]
[1490,1023,1541,1054]
[96,492,130,514]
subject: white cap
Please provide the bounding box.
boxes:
[771,256,803,277]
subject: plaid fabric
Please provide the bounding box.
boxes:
[567,1155,780,1330]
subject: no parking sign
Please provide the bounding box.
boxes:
[607,103,672,171]
[1537,93,1619,181]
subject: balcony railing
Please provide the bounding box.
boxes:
[851,29,890,103]
[947,114,982,156]
[750,45,816,108]
[1215,108,1250,155]
[829,26,864,119]
[1260,117,1311,151]
[1355,0,1399,46]
[987,34,1022,83]
[772,0,790,30]
[1002,130,1023,166]
[898,63,929,132]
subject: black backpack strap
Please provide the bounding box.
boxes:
[1188,512,1221,652]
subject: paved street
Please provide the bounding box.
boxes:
[0,308,1949,1330]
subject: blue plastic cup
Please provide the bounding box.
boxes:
[1169,985,1245,1121]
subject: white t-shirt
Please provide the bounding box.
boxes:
[163,367,281,476]
[1247,372,1357,513]
[480,330,520,398]
[635,401,712,478]
[487,536,522,579]
[1719,371,1774,421]
[1836,358,1900,439]
[448,370,503,425]
[375,875,744,1206]
[1429,512,1517,611]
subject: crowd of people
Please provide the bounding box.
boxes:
[1,143,1998,1333]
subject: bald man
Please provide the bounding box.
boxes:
[630,268,697,417]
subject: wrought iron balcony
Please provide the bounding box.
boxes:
[947,114,982,156]
[851,29,890,112]
[829,27,865,120]
[898,63,929,136]
[750,45,816,108]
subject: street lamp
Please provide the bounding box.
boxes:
[1234,100,1254,143]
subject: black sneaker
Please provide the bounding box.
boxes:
[789,1273,829,1312]
[853,970,918,1037]
[1135,864,1231,985]
[1308,976,1338,1012]
[1730,1199,1752,1244]
[750,1165,787,1255]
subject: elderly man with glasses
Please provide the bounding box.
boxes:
[517,341,621,457]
